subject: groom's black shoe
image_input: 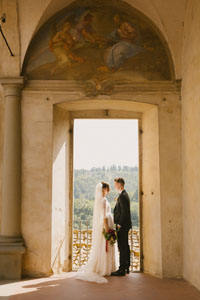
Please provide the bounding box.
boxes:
[111,269,126,276]
[125,268,130,274]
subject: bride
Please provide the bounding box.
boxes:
[75,182,119,283]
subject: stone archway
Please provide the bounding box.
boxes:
[0,0,183,280]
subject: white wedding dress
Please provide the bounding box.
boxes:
[75,183,119,283]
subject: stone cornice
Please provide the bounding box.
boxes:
[0,76,24,86]
[0,77,24,97]
[23,79,181,96]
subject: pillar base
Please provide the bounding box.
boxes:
[0,235,26,280]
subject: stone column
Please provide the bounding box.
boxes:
[0,77,26,280]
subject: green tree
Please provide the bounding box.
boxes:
[73,165,139,229]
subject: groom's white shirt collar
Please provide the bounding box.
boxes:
[119,189,125,195]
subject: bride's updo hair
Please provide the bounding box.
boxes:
[101,181,110,192]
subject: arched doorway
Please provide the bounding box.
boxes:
[20,0,182,279]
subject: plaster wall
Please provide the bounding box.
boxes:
[21,93,53,276]
[142,106,162,277]
[158,100,183,277]
[0,87,4,233]
[52,106,71,273]
[0,0,20,76]
[182,0,200,291]
[142,97,183,278]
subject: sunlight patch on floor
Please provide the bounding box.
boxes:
[0,272,76,297]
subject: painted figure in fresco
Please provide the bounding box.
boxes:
[49,21,85,74]
[75,13,107,47]
[99,14,144,72]
[24,2,167,81]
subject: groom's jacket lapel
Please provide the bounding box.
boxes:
[115,190,124,207]
[114,193,120,209]
[114,190,132,230]
[114,192,122,226]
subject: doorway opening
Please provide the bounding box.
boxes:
[72,119,141,272]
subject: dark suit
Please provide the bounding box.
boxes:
[114,189,132,271]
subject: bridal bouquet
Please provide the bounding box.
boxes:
[103,228,117,252]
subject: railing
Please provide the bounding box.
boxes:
[73,219,140,272]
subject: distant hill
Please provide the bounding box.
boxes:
[74,165,139,229]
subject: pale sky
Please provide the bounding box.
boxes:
[74,119,138,169]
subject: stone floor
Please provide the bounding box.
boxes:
[1,272,200,300]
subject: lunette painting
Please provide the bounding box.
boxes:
[22,0,172,82]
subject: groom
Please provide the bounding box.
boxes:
[111,177,132,276]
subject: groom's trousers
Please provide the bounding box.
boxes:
[117,227,130,271]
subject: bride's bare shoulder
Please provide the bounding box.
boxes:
[103,197,108,205]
